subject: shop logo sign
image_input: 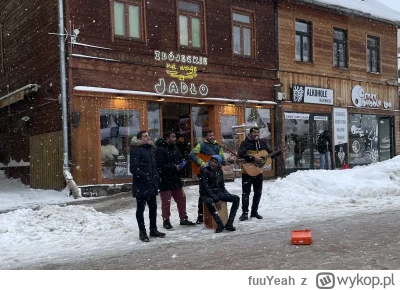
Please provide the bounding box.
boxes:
[351,85,391,109]
[291,85,333,105]
[154,50,209,96]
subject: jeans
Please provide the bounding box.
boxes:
[202,192,240,223]
[241,174,264,214]
[320,152,331,170]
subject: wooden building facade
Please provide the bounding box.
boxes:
[277,0,399,172]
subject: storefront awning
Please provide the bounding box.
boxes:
[0,84,40,109]
[74,86,277,105]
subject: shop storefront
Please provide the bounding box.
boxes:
[70,50,277,186]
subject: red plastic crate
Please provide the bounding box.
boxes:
[291,229,312,245]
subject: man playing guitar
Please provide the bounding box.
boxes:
[238,127,280,221]
[189,129,226,224]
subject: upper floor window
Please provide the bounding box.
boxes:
[333,28,348,68]
[367,35,380,73]
[113,0,143,40]
[178,0,204,50]
[232,10,254,57]
[295,20,312,63]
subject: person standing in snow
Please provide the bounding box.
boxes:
[199,155,239,233]
[238,127,279,221]
[188,129,225,224]
[130,130,166,242]
[317,130,332,170]
[155,131,196,230]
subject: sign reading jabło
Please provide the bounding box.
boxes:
[154,50,209,97]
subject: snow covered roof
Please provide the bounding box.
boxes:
[297,0,400,25]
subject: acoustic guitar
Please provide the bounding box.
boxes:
[191,153,212,175]
[241,142,295,177]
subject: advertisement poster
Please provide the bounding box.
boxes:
[333,108,348,167]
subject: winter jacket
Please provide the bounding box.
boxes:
[129,137,159,198]
[238,135,273,162]
[189,140,225,167]
[199,162,228,201]
[155,137,183,191]
[317,131,332,154]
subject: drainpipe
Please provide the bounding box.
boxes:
[58,0,81,198]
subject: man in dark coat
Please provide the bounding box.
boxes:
[238,127,280,221]
[189,129,225,224]
[155,131,195,230]
[317,130,332,170]
[199,155,240,233]
[130,130,166,242]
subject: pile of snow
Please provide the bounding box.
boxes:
[1,156,400,269]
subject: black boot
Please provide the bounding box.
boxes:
[224,222,236,231]
[239,212,248,221]
[250,209,263,219]
[163,219,173,230]
[139,230,149,242]
[196,214,204,224]
[150,228,166,238]
[180,217,196,226]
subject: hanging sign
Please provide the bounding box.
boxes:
[154,50,209,96]
[351,85,392,109]
[291,85,333,105]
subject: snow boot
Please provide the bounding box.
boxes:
[139,230,149,242]
[213,213,224,233]
[163,219,173,230]
[224,222,236,231]
[239,212,248,221]
[180,217,196,226]
[150,229,166,238]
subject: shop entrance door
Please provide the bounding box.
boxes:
[378,117,394,162]
[284,112,331,173]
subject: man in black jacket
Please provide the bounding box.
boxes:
[238,127,279,221]
[130,130,166,242]
[317,130,332,170]
[199,155,240,233]
[155,131,195,230]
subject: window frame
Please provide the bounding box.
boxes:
[366,35,381,73]
[333,27,348,69]
[231,7,255,59]
[295,19,312,63]
[177,0,206,52]
[111,0,146,42]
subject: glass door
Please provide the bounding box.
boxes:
[312,115,332,169]
[378,117,393,162]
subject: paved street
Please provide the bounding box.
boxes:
[23,193,400,270]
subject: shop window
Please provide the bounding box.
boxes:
[333,28,348,69]
[113,0,144,40]
[192,106,209,145]
[232,10,254,57]
[148,103,161,142]
[221,115,238,151]
[348,114,378,165]
[245,108,271,143]
[100,109,140,180]
[367,35,380,73]
[295,20,312,63]
[178,0,204,50]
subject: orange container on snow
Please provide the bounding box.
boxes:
[291,229,312,245]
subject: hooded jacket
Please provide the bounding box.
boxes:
[129,137,159,198]
[317,131,332,154]
[155,137,183,191]
[199,155,228,202]
[238,135,273,162]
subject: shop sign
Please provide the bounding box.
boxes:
[154,50,209,96]
[351,85,392,109]
[333,108,348,167]
[284,112,310,120]
[291,85,333,105]
[314,116,328,121]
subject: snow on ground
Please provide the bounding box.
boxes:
[1,157,400,269]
